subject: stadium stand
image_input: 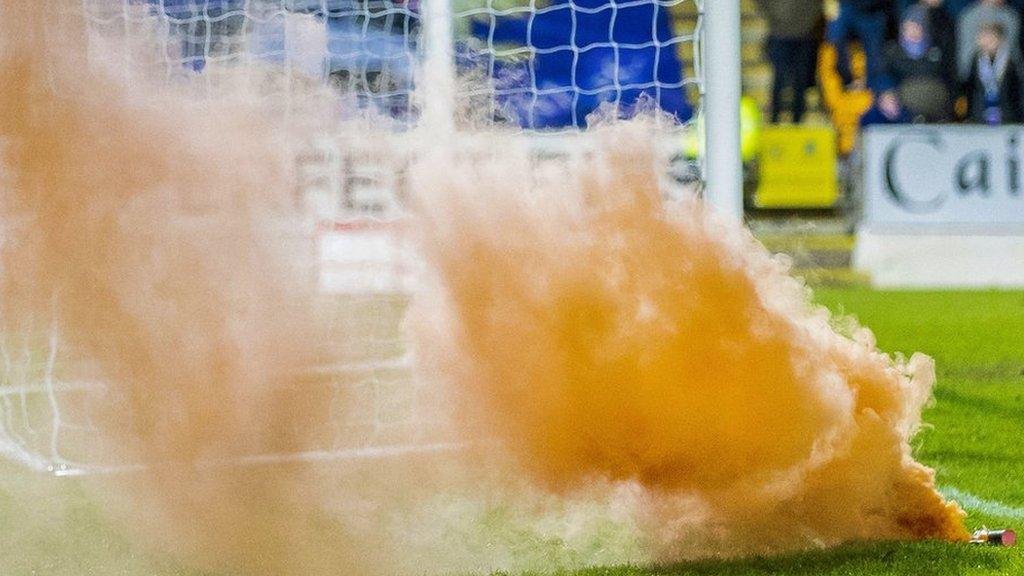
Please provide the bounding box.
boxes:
[675,0,809,120]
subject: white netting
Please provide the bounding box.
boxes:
[0,0,705,474]
[80,0,703,128]
[454,0,702,129]
[0,304,453,475]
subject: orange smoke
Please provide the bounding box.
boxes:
[0,2,372,574]
[411,121,968,553]
[0,0,969,570]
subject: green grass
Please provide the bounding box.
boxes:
[0,289,1022,575]
[813,289,1024,530]
[512,290,1024,576]
[757,234,856,253]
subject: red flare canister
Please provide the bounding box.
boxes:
[970,529,1017,546]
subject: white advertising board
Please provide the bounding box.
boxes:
[861,125,1024,229]
[856,125,1024,287]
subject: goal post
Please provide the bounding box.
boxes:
[702,0,744,221]
[420,0,457,135]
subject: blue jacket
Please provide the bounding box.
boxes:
[841,0,890,13]
[469,0,692,128]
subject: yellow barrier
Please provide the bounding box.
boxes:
[754,125,839,209]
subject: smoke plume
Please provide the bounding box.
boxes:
[410,120,968,555]
[0,2,381,574]
[0,0,969,573]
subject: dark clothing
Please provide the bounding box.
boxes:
[921,3,957,60]
[884,40,956,120]
[943,0,972,16]
[767,37,818,122]
[921,0,1024,18]
[846,0,891,11]
[758,0,822,123]
[829,4,889,90]
[756,0,823,38]
[963,51,1024,124]
[885,41,954,83]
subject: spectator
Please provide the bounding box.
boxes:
[860,84,915,125]
[962,22,1024,123]
[828,0,892,91]
[905,0,957,58]
[956,0,1020,79]
[818,41,875,154]
[884,5,956,120]
[757,0,823,123]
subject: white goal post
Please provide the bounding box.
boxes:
[702,0,743,220]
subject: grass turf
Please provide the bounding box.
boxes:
[0,288,1021,575]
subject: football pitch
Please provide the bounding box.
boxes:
[0,288,1021,576]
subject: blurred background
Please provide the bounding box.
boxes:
[85,0,1024,288]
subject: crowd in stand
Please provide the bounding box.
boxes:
[758,0,1024,131]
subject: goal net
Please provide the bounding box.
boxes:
[80,0,703,125]
[0,0,706,475]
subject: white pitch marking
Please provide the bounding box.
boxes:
[941,486,1024,521]
[50,441,468,477]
